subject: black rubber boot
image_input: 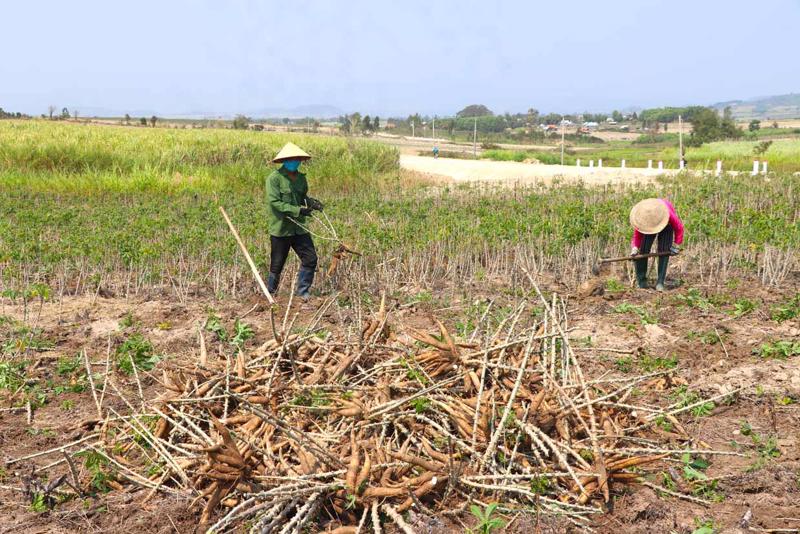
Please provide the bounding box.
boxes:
[267,272,280,295]
[656,256,669,291]
[295,269,315,299]
[634,259,648,289]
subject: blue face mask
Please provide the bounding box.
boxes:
[283,160,301,172]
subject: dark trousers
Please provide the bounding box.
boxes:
[635,225,673,287]
[270,234,317,275]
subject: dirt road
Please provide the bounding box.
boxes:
[400,154,674,186]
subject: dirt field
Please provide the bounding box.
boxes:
[399,154,673,186]
[1,269,798,533]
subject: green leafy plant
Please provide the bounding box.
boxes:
[672,386,715,417]
[204,313,228,342]
[771,294,800,322]
[639,353,678,372]
[604,279,626,293]
[691,518,716,534]
[409,397,431,413]
[230,320,254,349]
[612,302,656,325]
[30,492,48,513]
[75,450,113,493]
[614,356,633,373]
[754,340,800,360]
[0,361,26,390]
[468,502,505,534]
[56,355,82,376]
[529,475,551,494]
[674,288,712,310]
[731,298,757,317]
[116,334,159,374]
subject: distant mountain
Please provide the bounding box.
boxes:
[711,93,800,119]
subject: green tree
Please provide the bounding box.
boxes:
[753,140,772,156]
[612,110,623,122]
[149,115,158,127]
[350,112,362,133]
[124,113,131,125]
[457,104,493,118]
[140,117,147,126]
[372,115,380,131]
[748,119,761,132]
[61,107,70,119]
[526,108,540,124]
[48,105,56,120]
[688,107,721,146]
[720,107,743,139]
[339,115,351,134]
[232,114,251,130]
[541,113,563,125]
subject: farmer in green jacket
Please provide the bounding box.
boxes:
[266,142,323,299]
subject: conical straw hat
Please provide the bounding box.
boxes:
[272,142,311,163]
[629,198,669,234]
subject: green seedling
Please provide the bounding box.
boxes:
[468,502,505,534]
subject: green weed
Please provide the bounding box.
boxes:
[612,303,656,324]
[116,334,159,374]
[731,298,757,317]
[468,502,505,534]
[771,294,800,322]
[754,340,800,360]
[639,353,678,372]
[672,386,715,417]
[614,356,633,373]
[674,288,712,310]
[74,450,113,493]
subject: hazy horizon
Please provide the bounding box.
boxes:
[2,0,799,118]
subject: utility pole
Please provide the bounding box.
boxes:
[432,117,436,143]
[678,114,684,168]
[411,120,415,137]
[473,117,477,156]
[560,119,565,165]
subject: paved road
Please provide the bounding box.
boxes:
[400,155,676,186]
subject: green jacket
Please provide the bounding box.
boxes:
[266,167,310,237]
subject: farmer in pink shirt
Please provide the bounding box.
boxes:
[629,198,684,291]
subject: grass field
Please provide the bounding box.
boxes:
[1,121,798,298]
[481,137,800,172]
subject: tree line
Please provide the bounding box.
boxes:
[0,108,29,119]
[338,113,381,134]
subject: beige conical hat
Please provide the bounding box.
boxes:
[630,198,669,234]
[272,142,311,163]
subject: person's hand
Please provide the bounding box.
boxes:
[670,245,680,255]
[306,197,324,211]
[630,247,639,256]
[299,207,313,217]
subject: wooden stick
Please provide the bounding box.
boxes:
[219,206,275,305]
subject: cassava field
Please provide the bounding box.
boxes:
[1,120,799,534]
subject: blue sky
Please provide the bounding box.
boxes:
[2,0,799,117]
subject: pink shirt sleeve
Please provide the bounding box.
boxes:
[631,229,644,248]
[663,199,684,245]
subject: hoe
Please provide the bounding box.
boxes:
[592,251,676,276]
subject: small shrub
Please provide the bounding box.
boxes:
[771,294,800,322]
[116,334,159,374]
[754,340,800,360]
[731,298,757,317]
